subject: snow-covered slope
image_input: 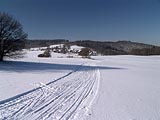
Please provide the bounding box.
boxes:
[0,51,98,120]
[90,55,160,120]
[0,50,160,120]
[0,51,88,101]
[70,45,84,51]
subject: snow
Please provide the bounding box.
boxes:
[0,51,87,101]
[70,45,84,51]
[50,44,64,48]
[0,50,160,120]
[49,44,84,51]
[30,47,47,51]
[90,55,160,120]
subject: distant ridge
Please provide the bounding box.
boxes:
[25,39,69,48]
[71,40,160,55]
[25,39,160,55]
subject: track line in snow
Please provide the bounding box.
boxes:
[0,63,100,120]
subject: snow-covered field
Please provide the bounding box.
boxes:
[0,50,160,120]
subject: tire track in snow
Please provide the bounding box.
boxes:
[59,72,96,120]
[0,63,100,120]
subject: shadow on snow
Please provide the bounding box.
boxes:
[0,60,125,104]
[0,61,124,72]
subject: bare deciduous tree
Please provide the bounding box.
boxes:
[0,12,27,61]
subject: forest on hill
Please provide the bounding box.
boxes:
[25,40,160,55]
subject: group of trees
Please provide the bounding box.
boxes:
[0,12,27,61]
[71,40,127,55]
[25,39,69,48]
[78,48,92,58]
[38,48,51,57]
[130,47,160,55]
[72,40,160,55]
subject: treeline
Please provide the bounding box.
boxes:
[71,40,127,55]
[130,47,160,55]
[25,39,160,56]
[71,40,160,55]
[25,39,69,48]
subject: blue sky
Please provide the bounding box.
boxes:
[0,0,160,45]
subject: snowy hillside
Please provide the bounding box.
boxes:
[29,44,86,56]
[0,50,160,120]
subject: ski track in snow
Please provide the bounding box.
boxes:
[0,63,100,120]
